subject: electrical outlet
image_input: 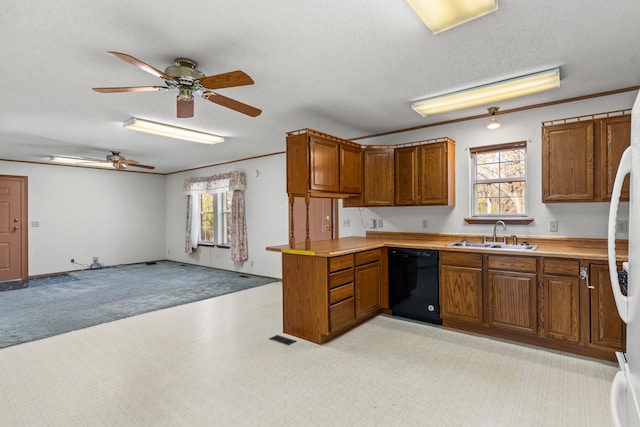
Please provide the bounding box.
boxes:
[422,219,429,229]
[616,220,629,233]
[93,256,99,263]
[70,258,74,264]
[549,220,559,232]
[377,219,383,228]
[343,219,350,228]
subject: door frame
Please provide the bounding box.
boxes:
[1,175,28,280]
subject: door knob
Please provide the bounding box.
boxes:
[13,226,19,231]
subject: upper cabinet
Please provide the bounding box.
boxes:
[395,140,455,206]
[287,129,362,197]
[542,112,630,203]
[363,148,395,206]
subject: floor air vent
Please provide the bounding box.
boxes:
[269,335,296,345]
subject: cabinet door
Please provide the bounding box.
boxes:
[589,263,624,351]
[601,115,631,201]
[542,121,594,202]
[355,262,381,318]
[488,271,537,335]
[394,147,419,205]
[309,136,340,193]
[419,142,454,205]
[363,149,395,206]
[543,275,580,342]
[339,144,362,194]
[440,265,483,324]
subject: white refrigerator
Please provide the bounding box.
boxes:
[609,92,640,426]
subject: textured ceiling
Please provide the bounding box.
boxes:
[1,1,639,173]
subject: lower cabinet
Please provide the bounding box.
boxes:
[487,255,537,335]
[282,249,381,344]
[588,262,625,351]
[440,253,624,361]
[440,251,483,324]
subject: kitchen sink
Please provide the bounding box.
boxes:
[447,241,538,251]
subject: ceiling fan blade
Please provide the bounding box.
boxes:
[198,70,254,90]
[177,98,195,118]
[107,51,175,81]
[127,163,156,170]
[121,159,156,170]
[92,86,167,93]
[202,92,262,117]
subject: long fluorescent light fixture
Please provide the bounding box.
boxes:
[411,68,560,117]
[49,156,113,168]
[123,118,224,145]
[407,0,498,34]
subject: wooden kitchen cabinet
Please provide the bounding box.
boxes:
[542,258,581,343]
[542,113,630,202]
[363,148,395,206]
[487,255,537,335]
[281,249,381,345]
[418,141,455,206]
[542,121,595,202]
[588,262,625,351]
[394,146,419,205]
[286,129,362,197]
[601,115,631,201]
[440,251,483,325]
[339,143,362,194]
[354,249,382,318]
[394,141,456,206]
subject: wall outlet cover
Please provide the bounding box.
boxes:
[549,220,559,232]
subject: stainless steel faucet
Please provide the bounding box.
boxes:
[493,220,507,242]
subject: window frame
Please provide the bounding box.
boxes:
[197,189,232,247]
[469,141,528,218]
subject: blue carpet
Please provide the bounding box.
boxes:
[0,261,275,348]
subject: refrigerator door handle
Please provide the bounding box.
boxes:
[608,146,631,323]
[611,371,629,427]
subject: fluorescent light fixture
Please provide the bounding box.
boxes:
[49,156,113,168]
[411,68,560,117]
[123,117,224,145]
[407,0,498,34]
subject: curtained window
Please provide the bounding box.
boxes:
[183,172,248,262]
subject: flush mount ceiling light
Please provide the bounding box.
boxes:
[406,0,498,35]
[411,68,560,117]
[123,117,225,145]
[487,107,500,129]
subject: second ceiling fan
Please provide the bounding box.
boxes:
[92,52,261,118]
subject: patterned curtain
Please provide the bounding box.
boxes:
[183,172,248,261]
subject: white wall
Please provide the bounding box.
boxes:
[164,154,289,279]
[0,161,166,276]
[339,91,636,240]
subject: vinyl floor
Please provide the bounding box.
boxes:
[0,282,617,426]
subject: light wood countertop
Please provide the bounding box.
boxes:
[266,232,628,262]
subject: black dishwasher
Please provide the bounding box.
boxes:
[388,248,441,325]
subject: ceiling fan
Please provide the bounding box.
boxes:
[92,52,262,118]
[51,151,155,170]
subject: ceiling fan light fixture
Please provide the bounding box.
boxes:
[123,117,224,145]
[406,0,498,34]
[411,68,560,117]
[487,106,501,129]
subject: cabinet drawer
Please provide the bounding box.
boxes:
[329,254,354,273]
[544,258,580,276]
[355,249,381,266]
[329,269,354,289]
[441,251,482,268]
[488,255,536,273]
[330,297,355,332]
[329,282,354,305]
